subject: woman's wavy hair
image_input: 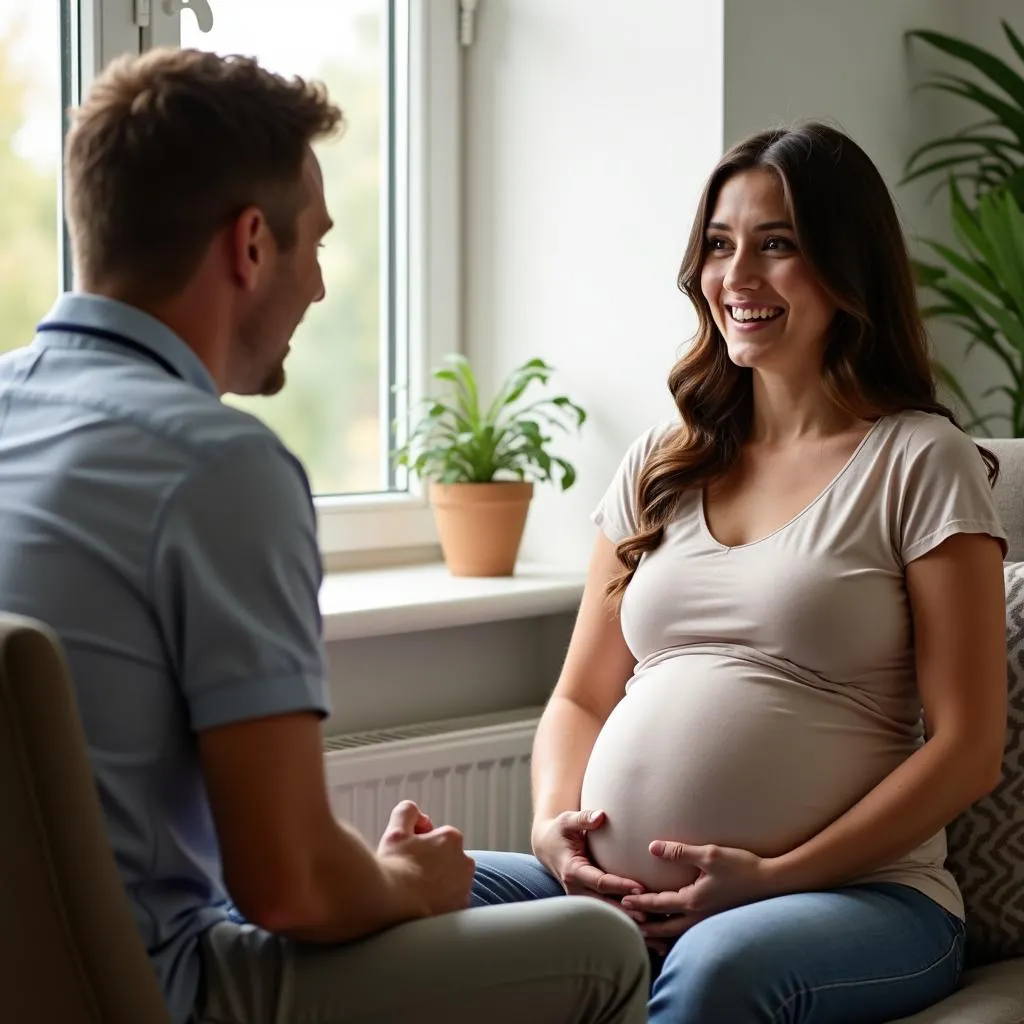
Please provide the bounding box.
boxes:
[609,121,997,600]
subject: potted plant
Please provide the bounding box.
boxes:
[904,22,1024,433]
[393,354,587,577]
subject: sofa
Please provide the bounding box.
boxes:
[894,436,1024,1023]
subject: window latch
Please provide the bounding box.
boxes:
[133,0,151,28]
[459,0,480,47]
[161,0,215,34]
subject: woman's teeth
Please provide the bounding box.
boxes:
[728,306,783,322]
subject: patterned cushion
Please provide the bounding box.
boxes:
[944,561,1024,965]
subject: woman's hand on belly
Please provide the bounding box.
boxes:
[621,839,777,944]
[532,809,649,921]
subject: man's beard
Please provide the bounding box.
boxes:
[259,359,287,397]
[238,286,292,397]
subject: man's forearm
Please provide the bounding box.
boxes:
[258,820,426,944]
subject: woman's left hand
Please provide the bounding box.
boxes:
[620,840,778,946]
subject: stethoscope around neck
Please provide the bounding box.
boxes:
[35,322,184,381]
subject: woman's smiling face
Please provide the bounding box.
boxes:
[700,168,836,376]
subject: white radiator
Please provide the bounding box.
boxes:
[323,706,542,852]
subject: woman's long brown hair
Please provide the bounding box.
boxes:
[608,122,997,600]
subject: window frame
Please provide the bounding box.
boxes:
[63,2,145,285]
[312,0,459,563]
[78,0,145,89]
[82,0,459,565]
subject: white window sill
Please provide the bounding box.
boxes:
[319,562,586,641]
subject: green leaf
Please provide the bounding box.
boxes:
[1002,165,1024,207]
[964,333,1004,364]
[977,189,1024,306]
[904,125,1014,176]
[413,445,479,481]
[404,398,472,436]
[514,418,543,440]
[913,258,949,287]
[919,273,1022,383]
[933,360,970,402]
[907,29,1024,109]
[491,376,541,417]
[1004,20,1024,70]
[903,148,1014,188]
[945,277,1024,362]
[921,238,1002,298]
[920,302,969,319]
[933,360,983,422]
[963,409,1010,436]
[983,382,1019,402]
[445,354,481,426]
[908,131,1016,171]
[920,77,1024,147]
[980,153,1019,176]
[949,179,995,261]
[553,457,577,491]
[483,359,554,424]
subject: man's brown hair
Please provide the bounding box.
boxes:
[65,48,344,302]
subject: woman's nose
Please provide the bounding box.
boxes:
[723,248,761,292]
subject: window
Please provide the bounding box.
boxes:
[4,0,460,561]
[0,0,63,354]
[151,0,459,558]
[181,2,388,496]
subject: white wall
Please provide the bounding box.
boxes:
[463,0,725,569]
[322,612,573,735]
[723,0,1023,428]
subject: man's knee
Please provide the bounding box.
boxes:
[554,898,650,982]
[464,897,648,1022]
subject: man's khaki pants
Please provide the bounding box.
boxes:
[193,896,650,1023]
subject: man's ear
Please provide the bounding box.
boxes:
[228,206,269,292]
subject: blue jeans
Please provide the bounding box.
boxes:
[472,852,965,1024]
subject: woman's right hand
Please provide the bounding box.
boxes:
[532,809,647,921]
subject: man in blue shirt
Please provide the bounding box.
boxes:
[0,46,647,1024]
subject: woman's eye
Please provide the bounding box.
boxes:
[705,236,729,251]
[764,236,794,251]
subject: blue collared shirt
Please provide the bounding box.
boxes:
[0,294,330,1024]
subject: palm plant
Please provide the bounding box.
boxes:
[915,183,1024,434]
[904,23,1024,203]
[393,354,587,489]
[905,22,1024,434]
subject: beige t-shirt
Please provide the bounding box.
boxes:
[580,410,1006,917]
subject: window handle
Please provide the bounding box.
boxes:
[162,0,215,34]
[459,0,479,47]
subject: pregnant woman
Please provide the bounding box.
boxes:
[471,122,1008,1024]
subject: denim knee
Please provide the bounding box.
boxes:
[650,931,774,1024]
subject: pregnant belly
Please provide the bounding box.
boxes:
[580,654,910,892]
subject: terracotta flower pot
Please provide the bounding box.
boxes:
[428,481,534,577]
